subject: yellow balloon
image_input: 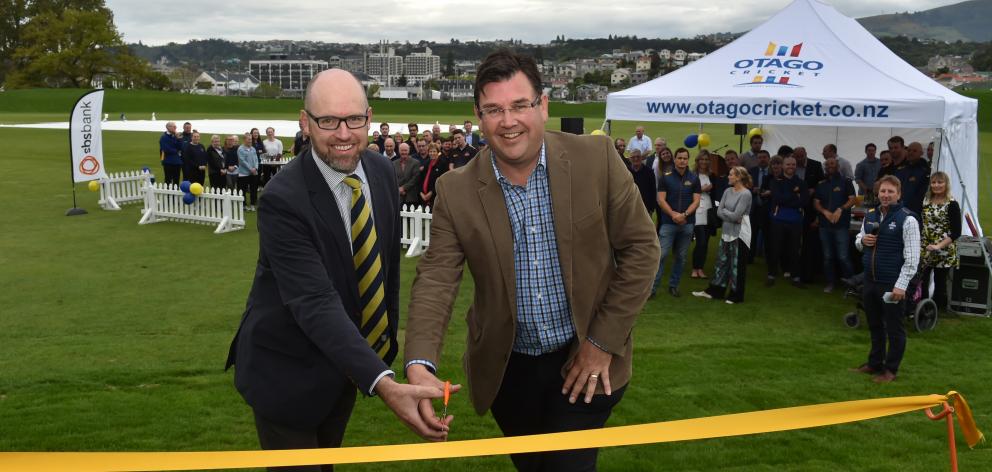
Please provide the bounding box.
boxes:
[590,129,606,136]
[698,133,711,148]
[749,127,763,137]
[87,180,99,192]
[189,182,204,196]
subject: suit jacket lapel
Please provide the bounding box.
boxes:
[302,152,360,305]
[544,134,574,306]
[476,148,518,314]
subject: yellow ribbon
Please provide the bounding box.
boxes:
[0,392,982,472]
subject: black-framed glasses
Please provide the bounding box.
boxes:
[477,96,542,121]
[304,108,370,130]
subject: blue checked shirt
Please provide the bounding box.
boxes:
[493,144,576,355]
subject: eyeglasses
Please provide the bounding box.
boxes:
[304,109,370,130]
[477,96,542,121]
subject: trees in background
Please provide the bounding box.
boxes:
[1,0,163,89]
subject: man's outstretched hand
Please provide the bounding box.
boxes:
[375,376,451,441]
[406,363,462,435]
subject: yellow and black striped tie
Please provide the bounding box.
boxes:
[343,174,392,359]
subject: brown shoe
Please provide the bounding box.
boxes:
[872,371,897,383]
[848,364,877,374]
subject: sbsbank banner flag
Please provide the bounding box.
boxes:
[70,89,107,182]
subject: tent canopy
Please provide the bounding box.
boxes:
[606,0,980,230]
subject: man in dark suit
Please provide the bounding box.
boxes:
[226,69,448,471]
[794,146,825,285]
[404,50,660,472]
[463,119,482,147]
[747,150,771,262]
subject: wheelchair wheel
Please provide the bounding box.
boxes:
[844,312,860,328]
[914,299,938,332]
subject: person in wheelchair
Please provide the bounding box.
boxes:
[851,176,920,383]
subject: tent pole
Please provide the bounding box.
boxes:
[941,130,981,237]
[934,128,945,170]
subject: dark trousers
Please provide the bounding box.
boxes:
[748,205,768,262]
[162,164,182,186]
[239,175,258,206]
[184,168,205,185]
[767,222,801,278]
[800,221,823,283]
[692,224,711,270]
[862,279,907,374]
[209,173,225,189]
[923,267,950,309]
[253,385,357,472]
[490,348,626,472]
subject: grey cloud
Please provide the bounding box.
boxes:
[107,0,965,45]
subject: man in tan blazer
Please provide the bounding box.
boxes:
[404,50,660,472]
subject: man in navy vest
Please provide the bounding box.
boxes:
[853,175,920,383]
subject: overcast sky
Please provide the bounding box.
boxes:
[106,0,964,45]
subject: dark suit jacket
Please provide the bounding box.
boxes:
[226,149,400,429]
[800,159,825,223]
[463,131,481,148]
[748,165,770,213]
[405,131,660,415]
[393,158,421,204]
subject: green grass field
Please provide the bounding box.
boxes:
[0,90,990,471]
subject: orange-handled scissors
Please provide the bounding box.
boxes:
[441,381,451,418]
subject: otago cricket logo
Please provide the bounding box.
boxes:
[731,42,823,87]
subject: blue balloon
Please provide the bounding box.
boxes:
[684,134,699,148]
[180,180,192,193]
[182,192,196,205]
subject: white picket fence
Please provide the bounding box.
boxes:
[401,205,432,257]
[98,170,154,210]
[260,155,295,166]
[138,183,246,234]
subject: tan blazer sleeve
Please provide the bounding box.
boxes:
[404,176,466,366]
[587,137,661,354]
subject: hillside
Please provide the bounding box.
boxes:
[858,0,992,42]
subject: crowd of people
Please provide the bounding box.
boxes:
[620,128,961,383]
[365,121,483,207]
[158,119,483,212]
[158,122,302,211]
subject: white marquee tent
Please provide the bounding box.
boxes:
[606,0,981,232]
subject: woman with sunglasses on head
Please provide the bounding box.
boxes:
[693,166,753,304]
[691,150,714,279]
[920,172,961,312]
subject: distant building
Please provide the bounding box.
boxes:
[630,71,650,85]
[635,56,652,72]
[550,87,570,100]
[403,47,441,85]
[687,52,706,63]
[927,55,974,74]
[340,57,365,74]
[366,45,404,87]
[195,71,260,95]
[576,84,608,102]
[434,79,474,100]
[672,50,687,67]
[249,59,328,95]
[611,68,631,86]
